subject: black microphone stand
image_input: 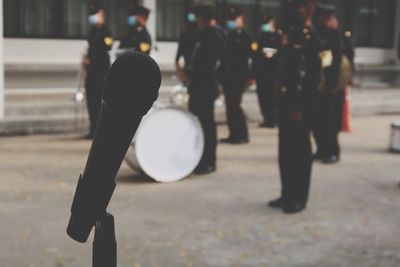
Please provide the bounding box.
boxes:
[67,51,162,267]
[93,213,117,267]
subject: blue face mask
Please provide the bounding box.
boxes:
[187,13,196,23]
[227,20,238,30]
[261,23,272,32]
[128,15,137,26]
[88,14,98,25]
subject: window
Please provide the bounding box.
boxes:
[3,0,398,48]
[352,0,396,48]
[4,0,89,39]
[156,0,186,42]
[323,0,397,48]
[3,0,133,39]
[5,0,60,38]
[60,0,89,38]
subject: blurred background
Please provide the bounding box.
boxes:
[1,0,400,134]
[0,1,400,267]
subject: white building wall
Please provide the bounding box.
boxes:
[144,0,157,43]
[4,39,177,71]
[4,37,394,70]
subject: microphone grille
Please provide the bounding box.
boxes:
[103,50,161,114]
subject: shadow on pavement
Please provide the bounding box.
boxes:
[117,172,155,184]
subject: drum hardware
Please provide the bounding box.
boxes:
[74,41,89,134]
[169,84,226,108]
[169,84,190,107]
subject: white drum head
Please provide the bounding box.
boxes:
[134,108,204,182]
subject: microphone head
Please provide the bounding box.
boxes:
[103,51,161,115]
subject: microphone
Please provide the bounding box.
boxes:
[67,51,161,243]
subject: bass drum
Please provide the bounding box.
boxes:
[125,107,205,182]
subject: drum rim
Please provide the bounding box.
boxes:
[134,107,205,182]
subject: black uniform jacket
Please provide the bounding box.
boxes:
[253,30,282,76]
[176,25,199,73]
[224,28,253,80]
[119,25,152,54]
[279,26,322,116]
[188,25,226,90]
[87,25,113,69]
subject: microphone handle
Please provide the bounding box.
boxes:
[67,101,143,243]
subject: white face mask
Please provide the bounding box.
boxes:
[128,15,137,26]
[261,23,272,32]
[88,14,99,25]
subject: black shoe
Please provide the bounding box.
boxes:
[313,152,322,161]
[220,137,249,145]
[283,203,306,214]
[322,155,340,164]
[268,198,284,209]
[83,133,94,140]
[194,165,216,175]
[259,122,276,129]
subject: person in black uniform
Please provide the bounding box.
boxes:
[187,4,225,174]
[330,29,355,159]
[119,3,152,55]
[84,2,113,139]
[220,5,252,144]
[253,15,283,128]
[312,4,343,164]
[175,0,199,85]
[269,0,321,214]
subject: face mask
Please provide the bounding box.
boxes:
[128,15,137,26]
[88,14,99,25]
[227,20,238,30]
[187,13,196,23]
[261,23,272,32]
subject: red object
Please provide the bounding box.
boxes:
[342,86,352,132]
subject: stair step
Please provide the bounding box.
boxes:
[0,115,89,136]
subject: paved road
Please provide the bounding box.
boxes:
[0,115,399,267]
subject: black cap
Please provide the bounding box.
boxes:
[88,1,103,15]
[103,50,161,112]
[194,4,216,21]
[185,0,197,10]
[227,5,243,20]
[260,14,275,24]
[130,4,151,17]
[290,0,310,8]
[315,3,336,18]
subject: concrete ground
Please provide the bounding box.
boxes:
[0,115,399,267]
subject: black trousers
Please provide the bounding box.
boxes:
[223,76,248,140]
[313,91,343,157]
[188,86,217,168]
[278,114,313,206]
[256,74,278,125]
[85,66,108,136]
[331,90,345,157]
